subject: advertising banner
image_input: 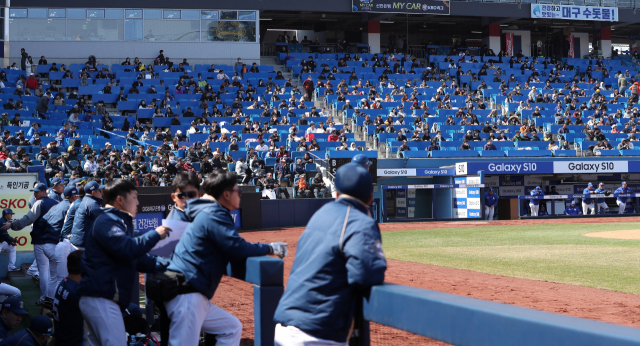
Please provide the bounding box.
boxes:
[531,4,618,22]
[0,174,38,251]
[352,0,450,15]
[567,35,574,58]
[504,33,514,57]
[133,212,164,234]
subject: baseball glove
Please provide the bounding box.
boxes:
[605,190,611,196]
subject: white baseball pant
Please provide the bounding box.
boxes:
[27,258,38,276]
[485,206,495,220]
[274,324,348,346]
[165,292,242,346]
[0,242,16,271]
[529,203,539,216]
[582,202,595,215]
[596,202,608,214]
[79,296,126,346]
[34,243,58,300]
[0,283,20,298]
[55,239,72,281]
[617,200,626,214]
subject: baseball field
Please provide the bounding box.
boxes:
[185,216,640,345]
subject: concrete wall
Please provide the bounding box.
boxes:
[573,32,590,59]
[502,29,531,57]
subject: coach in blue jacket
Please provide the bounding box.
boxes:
[69,181,104,249]
[274,163,387,345]
[165,171,287,346]
[77,179,171,346]
[615,181,633,214]
[484,187,498,220]
[166,172,200,222]
[47,178,64,203]
[56,184,83,280]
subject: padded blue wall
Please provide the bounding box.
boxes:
[260,199,332,229]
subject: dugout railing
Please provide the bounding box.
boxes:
[356,283,640,346]
[518,193,640,217]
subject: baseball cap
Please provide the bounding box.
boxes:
[51,177,64,186]
[599,182,604,186]
[622,181,627,185]
[2,209,14,216]
[84,181,105,193]
[63,186,79,197]
[335,162,373,202]
[352,154,372,166]
[588,182,593,187]
[535,186,541,191]
[30,315,52,335]
[2,297,28,315]
[488,187,494,191]
[29,183,47,192]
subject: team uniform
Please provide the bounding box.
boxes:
[274,196,387,346]
[529,187,544,216]
[614,183,633,214]
[167,206,189,222]
[582,184,596,215]
[594,184,609,214]
[9,191,58,301]
[56,198,81,280]
[48,190,62,203]
[564,204,582,215]
[78,207,165,346]
[165,199,271,346]
[53,278,83,346]
[0,211,18,272]
[69,194,103,250]
[484,189,498,220]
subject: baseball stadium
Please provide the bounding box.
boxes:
[0,0,640,344]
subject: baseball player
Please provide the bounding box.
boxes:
[538,204,549,216]
[594,183,610,214]
[164,171,287,346]
[274,163,387,346]
[40,186,81,295]
[614,181,633,214]
[0,210,18,271]
[529,186,544,216]
[52,250,84,346]
[0,183,58,305]
[78,180,171,346]
[484,187,498,220]
[0,297,29,340]
[55,179,85,280]
[582,183,596,215]
[0,314,52,345]
[564,201,582,215]
[69,181,104,250]
[352,154,372,168]
[167,172,201,222]
[48,178,64,203]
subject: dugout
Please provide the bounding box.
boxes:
[375,156,640,222]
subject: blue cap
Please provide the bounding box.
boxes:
[535,186,541,191]
[622,181,627,185]
[488,187,494,191]
[588,182,593,187]
[84,181,105,193]
[599,182,604,186]
[2,209,14,216]
[51,177,64,186]
[352,154,372,166]
[335,163,373,202]
[30,315,52,335]
[2,297,28,315]
[63,186,79,197]
[29,183,47,192]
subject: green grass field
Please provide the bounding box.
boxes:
[382,222,640,295]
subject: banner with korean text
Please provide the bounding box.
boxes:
[352,0,450,15]
[531,4,618,22]
[0,173,38,251]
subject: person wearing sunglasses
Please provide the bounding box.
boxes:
[167,172,201,222]
[163,170,288,346]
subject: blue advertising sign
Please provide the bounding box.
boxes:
[531,4,617,21]
[133,212,163,234]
